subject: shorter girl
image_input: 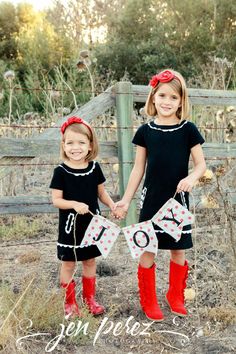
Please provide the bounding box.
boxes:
[50,116,115,318]
[114,69,206,321]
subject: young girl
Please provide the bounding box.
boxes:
[114,69,206,321]
[50,116,115,318]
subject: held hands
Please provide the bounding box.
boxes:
[73,202,89,215]
[112,200,129,220]
[176,176,196,193]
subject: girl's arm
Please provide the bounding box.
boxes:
[51,189,89,214]
[177,144,206,193]
[97,184,115,210]
[115,145,147,212]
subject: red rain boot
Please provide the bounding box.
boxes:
[82,276,105,315]
[61,280,81,319]
[165,260,189,317]
[137,263,164,321]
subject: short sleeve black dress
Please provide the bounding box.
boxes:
[132,120,205,250]
[49,161,106,261]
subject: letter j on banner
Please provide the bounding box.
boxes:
[80,215,121,258]
[123,220,158,259]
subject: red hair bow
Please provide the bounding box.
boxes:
[60,116,92,134]
[149,70,175,88]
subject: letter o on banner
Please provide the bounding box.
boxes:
[133,230,150,248]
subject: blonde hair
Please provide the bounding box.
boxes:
[145,69,190,120]
[60,123,98,161]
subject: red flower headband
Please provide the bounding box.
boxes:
[61,116,92,134]
[149,70,176,88]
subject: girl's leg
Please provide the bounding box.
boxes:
[60,261,80,318]
[166,249,189,316]
[170,249,185,266]
[139,251,155,268]
[138,251,164,321]
[60,261,76,283]
[82,258,96,278]
[82,258,105,315]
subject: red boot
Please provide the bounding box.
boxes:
[61,280,81,319]
[82,276,105,315]
[165,260,188,316]
[138,263,164,321]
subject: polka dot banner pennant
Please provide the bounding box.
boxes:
[122,220,158,259]
[80,215,121,258]
[151,198,194,241]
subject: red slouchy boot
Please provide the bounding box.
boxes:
[61,279,81,319]
[82,276,105,315]
[137,263,164,321]
[165,260,189,316]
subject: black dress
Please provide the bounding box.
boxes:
[49,161,105,261]
[132,120,205,250]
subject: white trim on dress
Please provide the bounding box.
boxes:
[148,120,188,132]
[57,242,89,248]
[155,229,192,234]
[59,161,96,176]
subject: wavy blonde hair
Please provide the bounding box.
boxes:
[145,69,190,121]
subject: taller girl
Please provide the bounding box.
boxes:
[115,69,206,321]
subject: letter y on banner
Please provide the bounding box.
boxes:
[80,215,121,258]
[152,198,194,241]
[123,220,157,259]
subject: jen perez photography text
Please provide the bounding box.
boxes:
[15,315,191,352]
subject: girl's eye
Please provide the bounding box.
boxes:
[172,96,178,100]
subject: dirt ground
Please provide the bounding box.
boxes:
[1,206,236,354]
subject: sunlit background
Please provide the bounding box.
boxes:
[0,0,54,10]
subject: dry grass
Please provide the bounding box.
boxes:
[0,275,99,354]
[207,307,236,326]
[0,216,41,241]
[15,250,41,264]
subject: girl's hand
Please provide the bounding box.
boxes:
[73,202,89,214]
[112,201,129,219]
[176,176,196,193]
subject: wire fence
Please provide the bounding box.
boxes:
[0,84,235,216]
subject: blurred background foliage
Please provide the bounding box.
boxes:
[0,0,235,118]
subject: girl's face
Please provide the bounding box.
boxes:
[63,130,91,164]
[153,83,182,120]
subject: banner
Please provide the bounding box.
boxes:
[80,215,121,258]
[123,220,158,259]
[78,197,194,258]
[151,198,194,241]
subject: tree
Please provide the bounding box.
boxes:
[0,2,19,59]
[94,0,236,83]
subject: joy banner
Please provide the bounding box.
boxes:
[80,198,194,259]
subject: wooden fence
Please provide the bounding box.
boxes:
[0,82,236,225]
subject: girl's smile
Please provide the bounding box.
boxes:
[153,83,181,122]
[63,131,91,166]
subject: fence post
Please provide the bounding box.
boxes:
[115,81,137,226]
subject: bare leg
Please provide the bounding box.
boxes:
[170,249,185,266]
[82,258,96,277]
[139,251,155,268]
[60,261,76,283]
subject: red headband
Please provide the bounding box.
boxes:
[61,116,92,134]
[149,70,177,88]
